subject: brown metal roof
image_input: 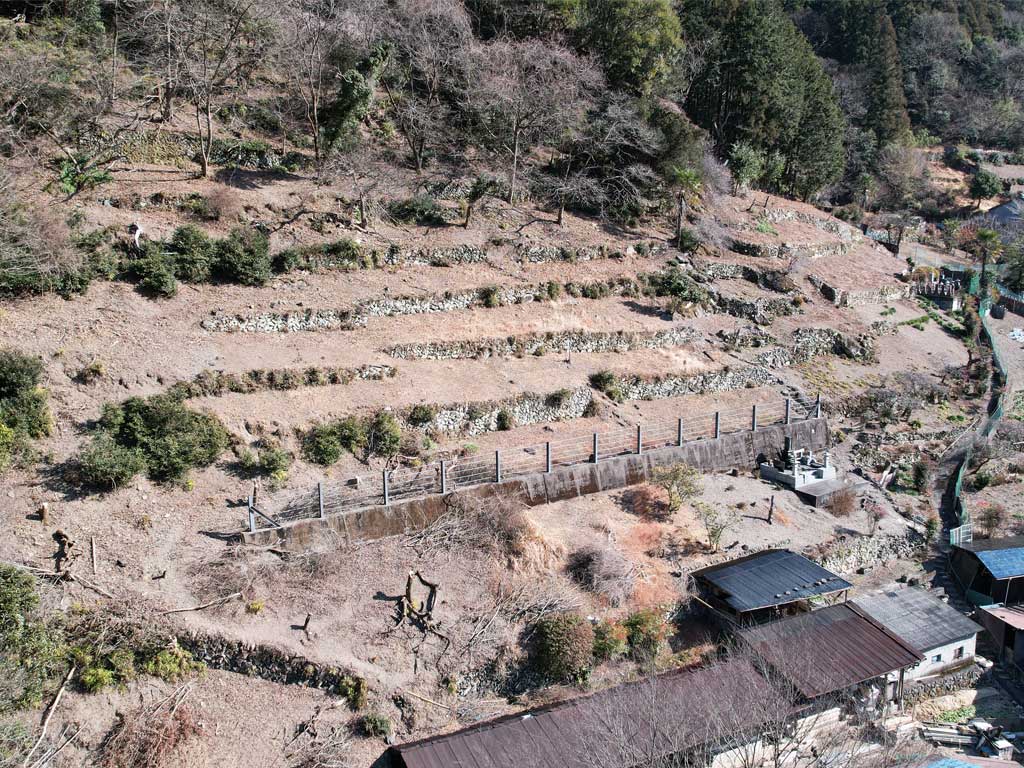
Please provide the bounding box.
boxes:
[737,603,924,699]
[388,658,780,768]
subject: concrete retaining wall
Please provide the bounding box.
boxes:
[244,418,829,550]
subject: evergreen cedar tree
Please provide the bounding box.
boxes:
[682,0,845,200]
[865,13,912,147]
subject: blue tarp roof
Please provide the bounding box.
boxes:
[958,536,1024,580]
[975,548,1024,579]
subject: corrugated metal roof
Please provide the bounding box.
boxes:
[981,603,1024,631]
[389,658,780,768]
[692,550,851,612]
[737,603,923,699]
[852,586,981,651]
[958,536,1024,579]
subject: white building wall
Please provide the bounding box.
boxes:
[906,635,976,681]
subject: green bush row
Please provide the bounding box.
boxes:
[77,392,230,488]
[0,565,203,712]
[0,349,52,473]
[533,609,669,686]
[302,410,402,465]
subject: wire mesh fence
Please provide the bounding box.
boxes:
[248,395,820,532]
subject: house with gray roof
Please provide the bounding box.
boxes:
[852,586,981,681]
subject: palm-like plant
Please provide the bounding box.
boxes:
[667,166,701,250]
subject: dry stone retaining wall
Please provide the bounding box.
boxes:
[732,239,850,261]
[513,242,665,264]
[177,633,366,707]
[413,386,593,436]
[201,308,359,334]
[387,327,698,361]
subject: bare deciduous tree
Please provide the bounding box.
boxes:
[172,0,269,176]
[461,39,601,204]
[277,0,383,172]
[382,0,472,173]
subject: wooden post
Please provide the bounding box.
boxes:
[495,451,501,483]
[636,424,642,455]
[768,495,775,525]
[751,404,758,432]
[318,482,325,519]
[440,460,448,494]
[815,394,822,418]
[714,411,721,439]
[90,537,97,576]
[247,494,256,533]
[592,433,599,464]
[383,470,390,506]
[545,442,552,473]
[677,418,684,447]
[785,398,792,425]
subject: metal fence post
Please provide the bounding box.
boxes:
[751,404,758,432]
[383,470,390,506]
[815,394,822,419]
[714,411,721,439]
[636,424,642,455]
[440,460,448,494]
[495,450,502,483]
[593,433,599,464]
[677,418,684,447]
[247,493,256,533]
[785,398,792,425]
[545,442,552,473]
[318,482,325,519]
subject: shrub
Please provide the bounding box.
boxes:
[675,226,700,253]
[545,389,572,408]
[256,444,291,477]
[407,404,436,428]
[912,458,934,492]
[622,609,667,663]
[142,646,202,683]
[77,433,147,489]
[652,463,702,512]
[1,564,66,711]
[534,613,594,684]
[273,239,363,272]
[545,281,562,300]
[478,285,502,308]
[589,370,617,393]
[0,349,52,471]
[84,394,229,485]
[76,359,105,384]
[496,409,513,431]
[566,545,635,607]
[694,501,738,552]
[365,411,402,458]
[215,227,272,286]
[80,665,115,693]
[827,488,857,518]
[592,620,628,662]
[132,248,178,298]
[0,423,14,472]
[168,225,216,282]
[387,195,446,226]
[303,422,345,465]
[361,712,393,739]
[925,514,941,544]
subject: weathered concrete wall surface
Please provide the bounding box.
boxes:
[243,418,829,550]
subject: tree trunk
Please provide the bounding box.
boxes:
[109,1,119,103]
[557,199,565,226]
[508,130,520,204]
[464,203,473,229]
[675,194,686,248]
[162,1,174,121]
